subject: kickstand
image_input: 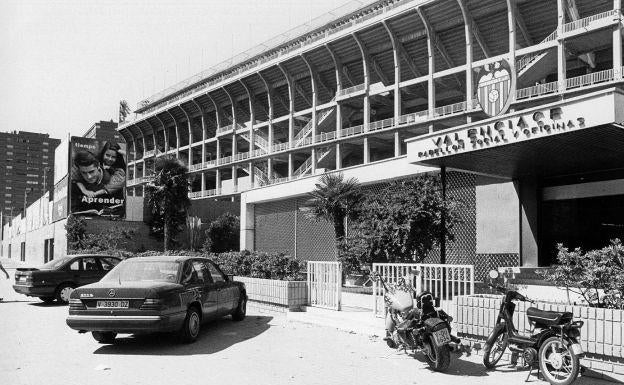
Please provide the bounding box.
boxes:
[525,363,541,382]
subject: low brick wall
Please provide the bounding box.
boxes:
[234,276,307,312]
[454,295,624,382]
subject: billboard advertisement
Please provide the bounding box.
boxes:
[52,175,68,223]
[69,137,126,218]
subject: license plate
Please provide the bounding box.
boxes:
[97,300,129,309]
[16,276,26,282]
[432,328,451,346]
[571,343,583,355]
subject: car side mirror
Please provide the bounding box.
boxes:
[227,274,234,282]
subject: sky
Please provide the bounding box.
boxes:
[0,0,370,141]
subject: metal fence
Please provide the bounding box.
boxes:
[372,263,474,317]
[307,261,342,310]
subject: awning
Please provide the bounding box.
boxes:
[406,89,624,179]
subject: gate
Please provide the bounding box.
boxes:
[372,263,474,317]
[307,261,342,310]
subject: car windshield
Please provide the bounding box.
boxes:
[40,257,71,270]
[102,260,180,283]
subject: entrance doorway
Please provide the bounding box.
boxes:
[540,194,624,265]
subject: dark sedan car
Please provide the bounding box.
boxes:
[13,254,122,304]
[66,255,247,344]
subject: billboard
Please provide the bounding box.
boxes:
[69,137,127,218]
[52,175,68,223]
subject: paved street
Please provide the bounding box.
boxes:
[0,267,615,385]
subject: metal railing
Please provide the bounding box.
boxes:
[515,30,557,73]
[293,107,335,147]
[372,263,474,318]
[515,80,559,100]
[368,118,395,132]
[563,9,618,33]
[337,83,366,97]
[566,68,614,89]
[433,100,468,117]
[307,261,342,311]
[396,110,429,125]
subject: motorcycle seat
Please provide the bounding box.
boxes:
[527,307,573,326]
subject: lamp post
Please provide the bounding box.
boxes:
[22,187,30,262]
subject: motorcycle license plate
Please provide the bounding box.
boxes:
[432,329,451,346]
[571,343,583,355]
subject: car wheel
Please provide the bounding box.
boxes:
[55,283,75,304]
[92,331,117,344]
[232,296,247,321]
[179,307,201,343]
[39,296,55,304]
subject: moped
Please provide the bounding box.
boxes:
[372,271,465,372]
[483,270,584,385]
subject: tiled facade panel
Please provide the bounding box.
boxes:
[295,200,337,261]
[254,198,297,256]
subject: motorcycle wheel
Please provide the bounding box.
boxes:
[423,336,451,372]
[483,327,508,369]
[538,336,580,385]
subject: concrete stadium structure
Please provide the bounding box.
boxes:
[118,0,624,279]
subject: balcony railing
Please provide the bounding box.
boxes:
[563,9,618,33]
[337,84,366,97]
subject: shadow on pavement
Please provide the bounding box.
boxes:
[93,315,273,356]
[411,353,490,377]
[29,301,67,307]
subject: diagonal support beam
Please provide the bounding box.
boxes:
[418,7,462,88]
[353,32,390,86]
[565,0,596,68]
[382,21,424,78]
[456,0,491,58]
[514,4,534,46]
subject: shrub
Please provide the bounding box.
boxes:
[539,239,624,309]
[117,249,305,281]
[203,213,240,253]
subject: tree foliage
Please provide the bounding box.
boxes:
[145,157,191,251]
[301,172,362,242]
[338,175,458,272]
[202,213,240,253]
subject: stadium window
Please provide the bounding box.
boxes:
[43,142,48,146]
[6,144,13,148]
[43,148,48,152]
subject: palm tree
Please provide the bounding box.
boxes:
[303,172,362,243]
[146,157,190,251]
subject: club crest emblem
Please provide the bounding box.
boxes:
[476,60,515,117]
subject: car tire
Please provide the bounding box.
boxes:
[92,331,117,344]
[39,296,55,304]
[232,296,247,321]
[178,307,201,343]
[55,283,75,304]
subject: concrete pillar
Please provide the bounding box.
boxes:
[363,137,370,164]
[507,0,516,105]
[335,143,342,169]
[518,177,539,267]
[557,0,567,92]
[240,193,255,251]
[394,132,401,157]
[614,0,622,79]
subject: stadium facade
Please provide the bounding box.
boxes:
[118,0,624,279]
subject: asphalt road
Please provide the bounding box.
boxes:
[0,268,616,385]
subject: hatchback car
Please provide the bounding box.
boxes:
[13,254,122,304]
[66,255,247,344]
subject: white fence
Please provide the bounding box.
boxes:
[372,263,474,318]
[307,261,342,310]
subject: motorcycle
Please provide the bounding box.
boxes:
[371,270,465,372]
[483,270,584,385]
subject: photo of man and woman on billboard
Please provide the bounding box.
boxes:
[70,137,127,218]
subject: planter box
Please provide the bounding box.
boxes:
[234,276,307,311]
[454,295,624,381]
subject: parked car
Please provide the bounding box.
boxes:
[66,255,247,344]
[13,254,122,304]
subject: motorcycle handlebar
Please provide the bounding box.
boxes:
[487,283,535,303]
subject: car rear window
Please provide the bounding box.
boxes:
[103,260,180,283]
[40,257,71,270]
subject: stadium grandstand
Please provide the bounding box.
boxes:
[118,0,624,278]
